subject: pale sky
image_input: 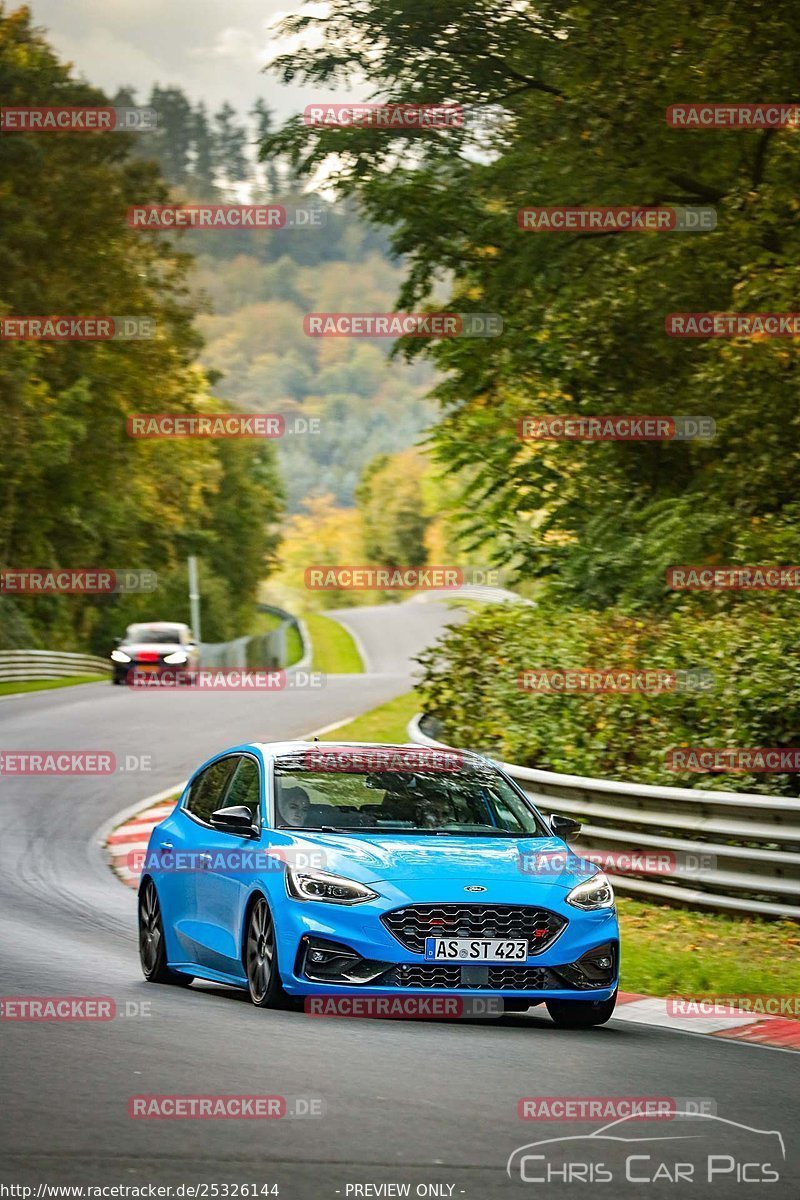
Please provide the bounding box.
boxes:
[26,0,347,120]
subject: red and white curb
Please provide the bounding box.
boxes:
[105,798,799,1052]
[105,786,183,889]
[614,991,800,1050]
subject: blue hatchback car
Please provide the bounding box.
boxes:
[138,742,619,1026]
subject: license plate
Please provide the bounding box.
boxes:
[424,937,529,963]
[136,664,158,672]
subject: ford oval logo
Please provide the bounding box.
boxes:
[464,885,486,893]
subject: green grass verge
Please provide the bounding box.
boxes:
[319,691,418,743]
[250,609,304,667]
[285,622,304,667]
[0,674,108,696]
[249,609,283,635]
[306,612,363,674]
[618,898,799,999]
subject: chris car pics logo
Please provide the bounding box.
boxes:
[507,1112,784,1186]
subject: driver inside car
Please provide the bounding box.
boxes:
[416,793,454,828]
[277,785,311,828]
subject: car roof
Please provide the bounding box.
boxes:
[250,740,488,765]
[127,621,189,629]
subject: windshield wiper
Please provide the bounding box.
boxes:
[285,825,344,833]
[430,829,518,837]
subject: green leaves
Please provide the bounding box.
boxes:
[264,0,800,606]
[0,7,283,650]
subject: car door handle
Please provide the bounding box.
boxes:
[198,853,212,868]
[159,841,174,851]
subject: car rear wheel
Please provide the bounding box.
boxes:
[138,879,192,986]
[245,896,290,1008]
[546,989,617,1028]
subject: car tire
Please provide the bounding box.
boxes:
[545,989,617,1028]
[138,878,193,986]
[244,896,291,1009]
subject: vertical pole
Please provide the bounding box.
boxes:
[188,554,201,644]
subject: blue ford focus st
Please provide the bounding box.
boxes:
[138,742,619,1026]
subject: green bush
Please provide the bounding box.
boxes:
[0,598,41,649]
[415,601,800,795]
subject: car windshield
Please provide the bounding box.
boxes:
[126,625,183,644]
[273,753,549,836]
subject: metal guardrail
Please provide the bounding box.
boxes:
[200,604,310,673]
[408,713,800,920]
[0,649,111,681]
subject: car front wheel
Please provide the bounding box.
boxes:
[546,989,617,1028]
[244,896,290,1008]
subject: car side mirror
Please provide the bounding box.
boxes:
[550,814,581,841]
[210,806,258,837]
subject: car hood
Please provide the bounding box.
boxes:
[281,832,597,891]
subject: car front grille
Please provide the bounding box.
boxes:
[381,904,567,955]
[383,964,567,990]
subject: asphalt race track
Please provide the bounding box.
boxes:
[0,602,797,1199]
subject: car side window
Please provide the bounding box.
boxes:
[185,757,238,825]
[222,756,261,822]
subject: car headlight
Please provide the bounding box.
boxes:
[566,872,615,911]
[163,651,188,664]
[286,867,378,905]
[111,649,131,663]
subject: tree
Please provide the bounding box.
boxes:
[191,102,217,195]
[149,85,194,186]
[264,0,800,610]
[252,98,280,197]
[215,101,250,186]
[356,450,429,566]
[0,5,283,650]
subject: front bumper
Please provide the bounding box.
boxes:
[274,892,619,1001]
